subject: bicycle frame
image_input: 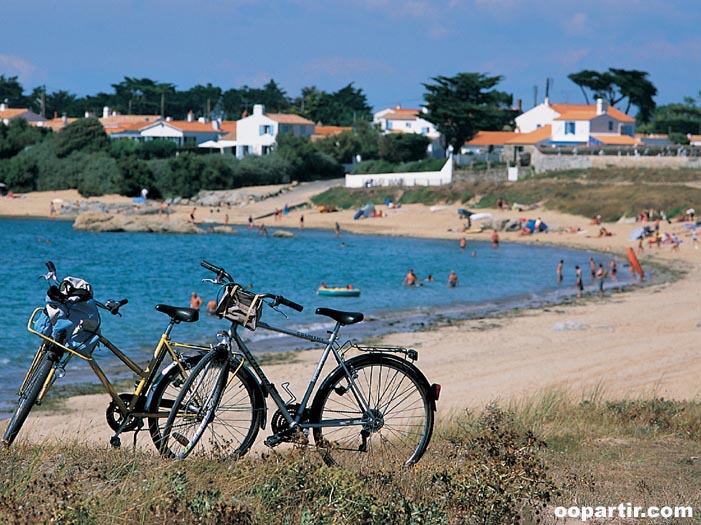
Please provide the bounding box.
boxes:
[230,318,372,431]
[25,308,210,418]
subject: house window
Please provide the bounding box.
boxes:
[608,121,614,131]
[421,127,429,134]
[262,145,272,155]
[259,124,273,136]
[405,122,411,129]
[565,122,576,134]
[387,121,393,130]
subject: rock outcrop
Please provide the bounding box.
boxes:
[73,212,204,234]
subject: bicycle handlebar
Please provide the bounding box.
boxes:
[201,260,233,283]
[97,298,129,316]
[200,260,304,313]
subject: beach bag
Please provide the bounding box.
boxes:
[215,284,263,331]
[38,278,101,356]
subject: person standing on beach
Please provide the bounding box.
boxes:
[589,257,596,281]
[557,260,564,284]
[459,237,466,250]
[491,230,499,248]
[300,215,304,230]
[575,266,583,298]
[609,260,618,281]
[335,222,340,238]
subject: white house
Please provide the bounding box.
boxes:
[0,102,45,125]
[515,98,637,146]
[373,105,440,139]
[234,104,315,158]
[109,114,226,147]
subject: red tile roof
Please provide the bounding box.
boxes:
[551,103,634,123]
[382,108,420,121]
[267,113,314,125]
[591,134,641,145]
[506,125,552,145]
[464,131,518,146]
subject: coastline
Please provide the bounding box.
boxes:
[2,185,701,448]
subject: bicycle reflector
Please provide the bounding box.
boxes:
[431,383,441,401]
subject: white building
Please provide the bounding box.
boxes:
[373,105,440,139]
[234,104,315,157]
[514,98,637,146]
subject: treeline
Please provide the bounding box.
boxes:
[0,118,435,198]
[0,75,373,127]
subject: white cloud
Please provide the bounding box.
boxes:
[0,55,37,80]
[564,12,590,36]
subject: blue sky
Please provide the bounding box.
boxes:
[2,0,700,114]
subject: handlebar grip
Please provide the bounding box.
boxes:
[201,260,233,282]
[118,298,129,307]
[278,296,304,312]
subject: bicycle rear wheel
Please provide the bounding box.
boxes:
[310,353,434,469]
[2,345,57,447]
[160,350,261,459]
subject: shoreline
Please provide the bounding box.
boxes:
[3,186,701,448]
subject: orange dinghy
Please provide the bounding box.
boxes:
[626,247,644,279]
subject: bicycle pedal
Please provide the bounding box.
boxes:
[264,434,284,448]
[109,435,121,448]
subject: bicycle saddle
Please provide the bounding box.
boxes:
[315,307,364,325]
[155,304,199,323]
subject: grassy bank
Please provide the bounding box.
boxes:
[2,392,700,524]
[315,167,701,222]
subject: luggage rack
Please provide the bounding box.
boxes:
[351,343,418,361]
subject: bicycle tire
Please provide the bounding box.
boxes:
[160,350,262,459]
[145,354,203,452]
[310,353,434,469]
[2,346,57,447]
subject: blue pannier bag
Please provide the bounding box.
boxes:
[40,277,102,356]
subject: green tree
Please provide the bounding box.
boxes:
[377,133,430,163]
[643,96,701,137]
[293,83,371,126]
[0,119,48,159]
[174,83,223,120]
[0,75,27,107]
[275,133,343,181]
[116,156,157,197]
[53,117,110,158]
[422,73,516,153]
[111,77,176,116]
[567,68,657,123]
[314,122,381,164]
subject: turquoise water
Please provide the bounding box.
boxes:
[0,218,635,415]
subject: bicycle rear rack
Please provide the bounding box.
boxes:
[351,343,418,361]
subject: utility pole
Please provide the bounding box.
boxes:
[161,92,165,117]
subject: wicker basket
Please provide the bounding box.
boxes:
[215,284,263,330]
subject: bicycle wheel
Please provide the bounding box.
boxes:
[2,345,57,447]
[160,350,262,459]
[310,353,434,469]
[146,354,203,451]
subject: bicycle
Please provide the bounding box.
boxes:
[159,260,441,469]
[2,261,214,455]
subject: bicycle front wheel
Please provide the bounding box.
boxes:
[2,345,57,447]
[160,350,261,459]
[310,354,434,469]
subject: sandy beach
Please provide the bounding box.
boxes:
[2,184,700,449]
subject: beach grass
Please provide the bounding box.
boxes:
[2,391,700,524]
[314,167,701,223]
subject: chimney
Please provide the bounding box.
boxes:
[596,98,608,115]
[85,111,92,118]
[253,104,264,116]
[0,102,6,111]
[187,110,194,122]
[212,119,221,131]
[103,106,110,118]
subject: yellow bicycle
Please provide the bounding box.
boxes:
[2,261,213,455]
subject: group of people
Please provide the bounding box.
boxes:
[558,257,618,299]
[403,268,459,288]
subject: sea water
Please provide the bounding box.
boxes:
[0,218,637,415]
